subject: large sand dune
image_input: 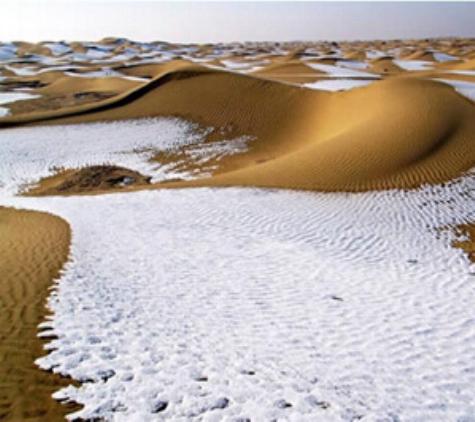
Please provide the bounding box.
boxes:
[2,66,474,192]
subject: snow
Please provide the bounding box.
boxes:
[335,60,369,70]
[44,42,72,56]
[448,70,475,77]
[83,48,113,60]
[304,79,375,91]
[0,43,17,61]
[26,54,62,66]
[433,52,457,62]
[306,62,378,78]
[5,64,86,76]
[99,52,139,63]
[433,78,475,102]
[71,50,111,62]
[0,91,39,117]
[393,60,433,71]
[0,118,475,421]
[0,118,251,195]
[204,60,266,74]
[0,91,40,106]
[220,59,269,72]
[365,50,386,59]
[220,59,254,70]
[4,65,40,76]
[65,69,149,82]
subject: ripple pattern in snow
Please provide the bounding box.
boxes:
[1,178,474,421]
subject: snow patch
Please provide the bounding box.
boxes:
[0,91,41,105]
[433,78,475,102]
[393,60,433,71]
[0,118,250,195]
[304,79,375,91]
[306,62,378,78]
[433,52,457,62]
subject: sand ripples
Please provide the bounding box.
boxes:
[0,208,79,421]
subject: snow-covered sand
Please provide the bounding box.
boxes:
[304,79,374,91]
[0,91,41,118]
[65,69,149,82]
[433,52,457,62]
[393,60,434,71]
[306,63,378,78]
[0,118,251,195]
[449,70,475,77]
[335,60,369,70]
[0,91,41,105]
[1,119,475,421]
[434,79,475,102]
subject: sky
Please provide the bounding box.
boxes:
[1,1,475,43]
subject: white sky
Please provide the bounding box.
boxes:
[1,1,475,43]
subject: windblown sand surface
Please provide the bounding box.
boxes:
[1,37,475,421]
[0,207,79,421]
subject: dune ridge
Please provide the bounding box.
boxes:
[2,65,473,193]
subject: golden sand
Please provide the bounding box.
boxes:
[37,74,141,97]
[453,224,475,262]
[0,207,80,421]
[368,57,405,75]
[252,60,325,83]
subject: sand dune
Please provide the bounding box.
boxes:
[14,42,52,58]
[0,207,79,421]
[115,59,193,79]
[439,58,475,71]
[368,57,405,74]
[1,65,473,193]
[343,50,367,61]
[1,37,475,421]
[402,50,438,62]
[37,73,140,96]
[252,60,324,83]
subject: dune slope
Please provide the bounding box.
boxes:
[0,207,79,421]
